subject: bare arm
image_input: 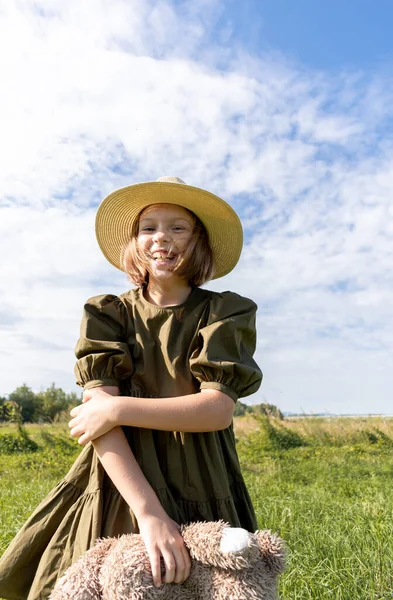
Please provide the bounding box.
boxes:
[113,389,234,431]
[93,424,162,520]
[70,388,234,445]
[86,386,191,587]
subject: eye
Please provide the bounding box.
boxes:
[172,226,185,232]
[140,226,155,232]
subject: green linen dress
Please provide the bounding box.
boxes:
[0,286,262,600]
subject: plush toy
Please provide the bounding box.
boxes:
[50,521,285,600]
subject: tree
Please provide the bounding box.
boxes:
[0,397,20,422]
[8,384,40,423]
[36,384,80,422]
[0,396,7,421]
[234,401,253,417]
[5,400,23,423]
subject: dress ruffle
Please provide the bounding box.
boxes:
[156,481,257,532]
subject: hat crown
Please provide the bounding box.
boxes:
[156,176,186,185]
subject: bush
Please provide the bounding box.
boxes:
[0,426,38,454]
[362,428,393,448]
[259,416,307,450]
[255,403,284,420]
[240,416,308,459]
[39,430,79,456]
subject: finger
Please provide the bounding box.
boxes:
[162,551,176,584]
[70,406,80,417]
[82,391,92,403]
[148,550,162,588]
[172,548,187,584]
[69,426,82,438]
[78,434,89,446]
[172,543,191,584]
[181,546,191,582]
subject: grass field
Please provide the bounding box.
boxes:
[1,416,393,599]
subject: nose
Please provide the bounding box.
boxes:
[152,228,171,243]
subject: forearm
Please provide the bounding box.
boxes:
[79,386,192,587]
[88,385,164,518]
[92,426,166,520]
[113,389,234,432]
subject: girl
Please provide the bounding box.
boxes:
[0,176,262,599]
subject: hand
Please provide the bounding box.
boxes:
[137,512,191,588]
[68,389,117,445]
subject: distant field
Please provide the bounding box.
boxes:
[1,417,393,599]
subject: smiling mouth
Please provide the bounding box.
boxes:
[151,252,176,262]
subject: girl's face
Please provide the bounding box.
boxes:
[137,203,195,282]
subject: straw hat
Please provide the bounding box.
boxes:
[95,177,243,280]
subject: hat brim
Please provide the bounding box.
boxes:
[95,181,243,280]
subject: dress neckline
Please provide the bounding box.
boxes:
[137,286,201,311]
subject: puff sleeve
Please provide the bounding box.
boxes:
[189,292,263,402]
[74,294,134,390]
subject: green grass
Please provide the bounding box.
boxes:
[0,424,80,552]
[237,416,393,599]
[1,418,393,599]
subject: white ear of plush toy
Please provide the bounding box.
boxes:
[219,527,252,553]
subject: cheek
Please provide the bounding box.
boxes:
[136,236,150,252]
[175,233,193,249]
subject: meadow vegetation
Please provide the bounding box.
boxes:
[1,415,392,599]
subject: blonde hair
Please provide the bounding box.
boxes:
[122,207,214,287]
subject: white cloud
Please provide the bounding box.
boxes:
[1,0,392,414]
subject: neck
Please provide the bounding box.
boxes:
[144,280,192,307]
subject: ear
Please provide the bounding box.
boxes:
[219,527,252,553]
[182,521,259,570]
[254,530,286,574]
[49,537,116,600]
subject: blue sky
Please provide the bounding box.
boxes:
[0,0,392,415]
[222,0,393,70]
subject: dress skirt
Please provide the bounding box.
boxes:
[0,426,257,600]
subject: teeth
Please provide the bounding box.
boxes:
[153,253,174,260]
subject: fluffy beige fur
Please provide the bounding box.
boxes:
[50,521,285,600]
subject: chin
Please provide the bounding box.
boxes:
[149,269,177,282]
